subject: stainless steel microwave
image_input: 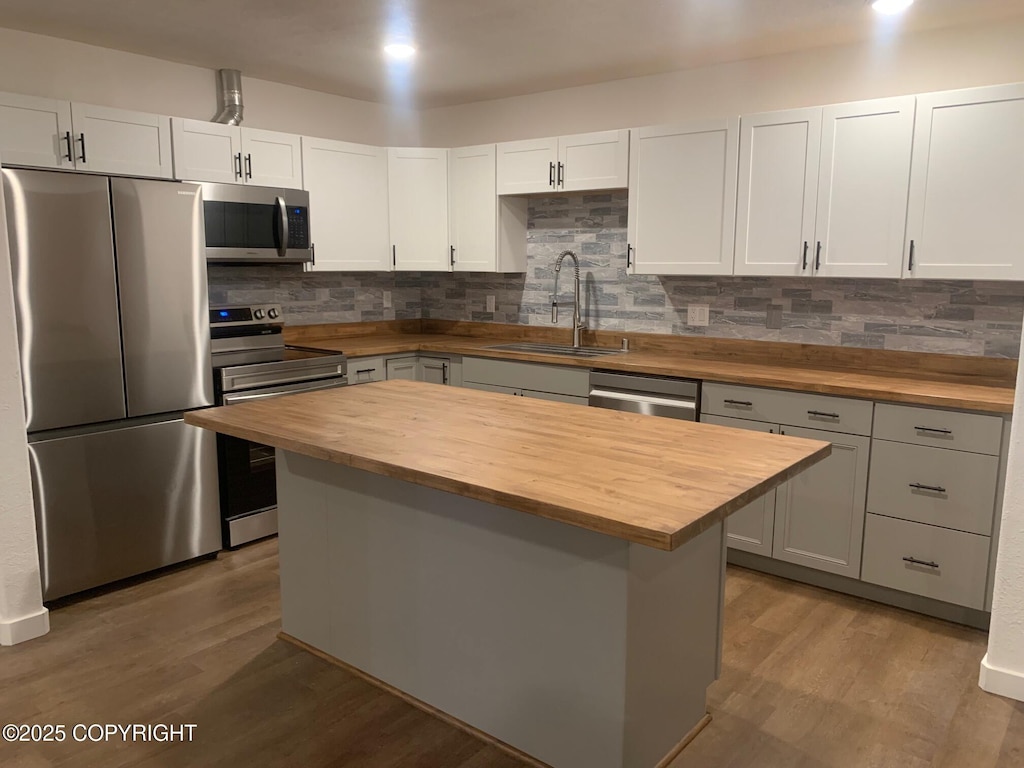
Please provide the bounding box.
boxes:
[199,182,311,264]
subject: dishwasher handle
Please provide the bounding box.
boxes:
[589,387,697,421]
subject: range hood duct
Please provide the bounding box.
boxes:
[212,69,244,125]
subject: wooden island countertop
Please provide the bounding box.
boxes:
[186,379,830,551]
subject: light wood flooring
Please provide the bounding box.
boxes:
[2,538,1022,767]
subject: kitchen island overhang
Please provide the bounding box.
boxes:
[186,381,830,768]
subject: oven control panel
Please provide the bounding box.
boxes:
[210,304,283,327]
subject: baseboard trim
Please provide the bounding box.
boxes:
[979,654,1024,702]
[280,631,708,767]
[0,606,49,646]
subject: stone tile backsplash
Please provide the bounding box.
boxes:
[209,191,1024,358]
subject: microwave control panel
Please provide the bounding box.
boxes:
[287,206,309,249]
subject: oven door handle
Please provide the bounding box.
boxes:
[276,196,289,259]
[222,378,346,405]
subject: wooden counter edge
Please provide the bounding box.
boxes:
[184,410,832,552]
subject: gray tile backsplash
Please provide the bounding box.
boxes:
[209,191,1024,358]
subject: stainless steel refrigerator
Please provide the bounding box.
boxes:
[2,168,220,601]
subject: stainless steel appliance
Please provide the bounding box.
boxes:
[3,168,220,601]
[589,371,701,421]
[211,304,347,546]
[200,182,311,264]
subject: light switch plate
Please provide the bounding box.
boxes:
[687,304,709,326]
[383,291,392,309]
[486,295,496,313]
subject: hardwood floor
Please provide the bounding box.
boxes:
[1,539,1021,767]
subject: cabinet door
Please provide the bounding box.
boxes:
[385,357,419,381]
[496,137,558,195]
[905,84,1024,280]
[302,137,390,271]
[702,414,777,556]
[557,130,629,192]
[773,426,870,578]
[520,389,588,406]
[171,119,242,183]
[735,108,821,276]
[464,382,521,397]
[388,147,449,271]
[418,356,451,385]
[0,92,74,169]
[628,119,738,275]
[449,144,497,272]
[70,103,173,178]
[241,127,303,188]
[813,97,915,279]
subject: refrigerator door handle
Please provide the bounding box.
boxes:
[276,196,289,259]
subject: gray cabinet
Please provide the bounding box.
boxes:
[772,426,870,578]
[463,357,589,404]
[385,356,418,381]
[419,355,452,385]
[384,354,459,386]
[347,356,386,385]
[701,414,776,557]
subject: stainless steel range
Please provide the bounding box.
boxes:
[210,304,347,547]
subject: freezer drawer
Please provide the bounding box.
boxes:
[28,417,220,600]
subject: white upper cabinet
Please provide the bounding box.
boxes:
[627,118,738,276]
[496,137,558,195]
[905,83,1024,281]
[70,103,173,178]
[302,137,390,272]
[240,127,303,188]
[388,147,450,271]
[735,107,821,277]
[171,119,243,183]
[813,97,915,279]
[496,130,629,194]
[557,130,630,192]
[449,144,528,273]
[0,92,74,169]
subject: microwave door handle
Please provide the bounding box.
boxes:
[276,196,289,258]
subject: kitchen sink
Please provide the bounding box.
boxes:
[485,342,625,358]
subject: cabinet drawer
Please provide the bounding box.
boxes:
[868,440,998,535]
[873,403,1003,455]
[702,383,873,435]
[347,356,385,384]
[861,513,990,609]
[463,357,589,397]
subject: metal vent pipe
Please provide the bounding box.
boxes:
[212,69,244,125]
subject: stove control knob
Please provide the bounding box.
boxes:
[253,309,265,320]
[268,308,280,319]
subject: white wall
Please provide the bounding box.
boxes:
[0,27,424,147]
[422,18,1024,146]
[0,178,48,646]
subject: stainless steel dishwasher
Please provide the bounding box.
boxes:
[588,370,701,421]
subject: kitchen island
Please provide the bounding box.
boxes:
[185,381,830,768]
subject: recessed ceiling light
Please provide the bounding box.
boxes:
[872,0,914,15]
[384,43,417,60]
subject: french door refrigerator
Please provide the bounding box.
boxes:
[2,168,220,601]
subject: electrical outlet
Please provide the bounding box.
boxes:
[383,291,392,309]
[687,304,709,327]
[486,295,496,313]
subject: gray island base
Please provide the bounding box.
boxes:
[276,451,725,768]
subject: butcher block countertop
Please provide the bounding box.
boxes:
[185,380,831,551]
[286,326,1017,414]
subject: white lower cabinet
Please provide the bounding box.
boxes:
[772,426,870,578]
[702,414,776,556]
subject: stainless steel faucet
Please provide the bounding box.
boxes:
[551,249,585,348]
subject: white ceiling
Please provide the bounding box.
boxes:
[0,0,1021,108]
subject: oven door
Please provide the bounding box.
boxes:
[201,183,311,264]
[218,376,346,546]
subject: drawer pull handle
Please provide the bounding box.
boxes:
[356,368,375,374]
[909,482,947,494]
[902,556,940,569]
[724,399,753,407]
[915,426,952,435]
[807,410,840,419]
